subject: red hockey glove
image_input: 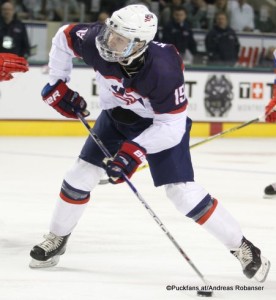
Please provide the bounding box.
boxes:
[0,72,13,81]
[265,98,276,122]
[103,141,146,184]
[41,80,90,119]
[0,53,28,81]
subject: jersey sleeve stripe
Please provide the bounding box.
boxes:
[154,101,187,115]
[168,101,188,114]
[63,24,81,58]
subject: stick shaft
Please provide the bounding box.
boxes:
[190,117,260,149]
[136,115,262,172]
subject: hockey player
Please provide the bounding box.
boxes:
[29,5,270,282]
[263,52,276,198]
[0,53,28,81]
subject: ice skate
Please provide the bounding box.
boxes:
[29,232,70,268]
[263,183,276,199]
[231,237,270,282]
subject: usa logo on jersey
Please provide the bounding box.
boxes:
[145,14,153,22]
[111,85,145,106]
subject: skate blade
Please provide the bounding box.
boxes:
[263,194,276,199]
[254,256,271,282]
[29,256,60,269]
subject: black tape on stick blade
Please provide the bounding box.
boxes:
[197,290,213,297]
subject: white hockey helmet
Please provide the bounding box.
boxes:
[95,5,157,65]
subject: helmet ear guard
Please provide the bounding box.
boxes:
[95,5,157,65]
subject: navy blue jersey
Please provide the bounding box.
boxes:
[65,23,188,115]
[49,23,190,154]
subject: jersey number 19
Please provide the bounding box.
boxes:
[175,85,185,105]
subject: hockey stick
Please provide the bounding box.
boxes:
[76,112,209,286]
[129,117,259,174]
[131,110,274,174]
[190,98,276,149]
[189,116,261,150]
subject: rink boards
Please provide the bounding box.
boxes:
[0,66,275,137]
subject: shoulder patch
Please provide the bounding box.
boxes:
[76,28,88,40]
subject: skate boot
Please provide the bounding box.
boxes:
[263,183,276,199]
[29,232,70,268]
[231,237,270,282]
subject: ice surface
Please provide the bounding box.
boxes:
[0,137,276,300]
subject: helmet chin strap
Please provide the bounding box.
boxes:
[119,56,137,66]
[120,54,145,77]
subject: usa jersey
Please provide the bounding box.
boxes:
[48,23,189,154]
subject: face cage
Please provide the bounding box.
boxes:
[95,25,146,63]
